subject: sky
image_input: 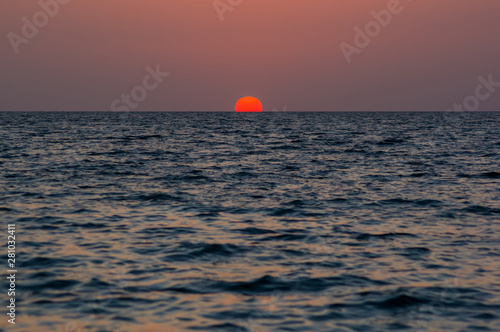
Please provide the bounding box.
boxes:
[1,0,499,111]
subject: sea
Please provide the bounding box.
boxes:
[0,111,499,332]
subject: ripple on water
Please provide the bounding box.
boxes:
[1,112,499,331]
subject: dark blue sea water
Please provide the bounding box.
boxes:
[1,112,499,332]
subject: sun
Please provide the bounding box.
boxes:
[235,96,263,112]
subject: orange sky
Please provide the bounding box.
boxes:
[1,0,499,111]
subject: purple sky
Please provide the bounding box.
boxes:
[2,0,499,111]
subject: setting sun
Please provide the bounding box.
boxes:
[235,96,263,112]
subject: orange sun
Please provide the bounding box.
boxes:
[235,96,263,112]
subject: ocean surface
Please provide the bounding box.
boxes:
[1,111,499,332]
